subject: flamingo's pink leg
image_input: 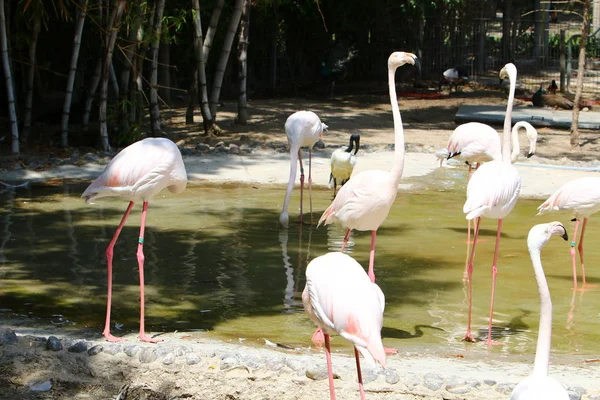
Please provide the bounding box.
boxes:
[103,201,135,342]
[324,334,337,400]
[463,219,471,281]
[298,149,305,224]
[570,219,581,290]
[137,201,161,343]
[463,217,480,342]
[340,229,351,252]
[485,218,503,346]
[578,218,588,287]
[368,230,377,283]
[354,346,366,400]
[308,149,313,224]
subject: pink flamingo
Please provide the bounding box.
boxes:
[510,222,569,400]
[462,63,522,344]
[82,137,187,343]
[318,51,419,283]
[537,176,600,290]
[279,111,328,228]
[303,252,386,400]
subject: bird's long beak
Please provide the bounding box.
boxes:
[526,152,534,158]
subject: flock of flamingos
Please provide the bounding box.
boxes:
[80,51,600,400]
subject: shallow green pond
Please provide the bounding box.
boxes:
[0,167,599,364]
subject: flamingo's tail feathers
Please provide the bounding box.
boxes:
[536,198,557,215]
[353,336,386,368]
[464,204,488,220]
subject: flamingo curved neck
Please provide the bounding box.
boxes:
[529,247,552,377]
[388,67,405,184]
[503,73,517,164]
[510,124,522,163]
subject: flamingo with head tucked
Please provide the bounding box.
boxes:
[445,120,538,173]
[82,137,187,343]
[303,252,386,400]
[279,111,328,228]
[461,63,522,344]
[510,221,569,400]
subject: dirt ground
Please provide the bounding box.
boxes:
[163,82,600,164]
[1,83,600,400]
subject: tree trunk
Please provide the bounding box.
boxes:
[0,0,18,153]
[82,1,104,132]
[501,0,512,63]
[61,0,88,147]
[99,0,126,151]
[209,0,244,117]
[149,0,166,136]
[197,0,223,135]
[570,0,591,149]
[158,41,171,104]
[237,0,250,125]
[22,13,41,145]
[118,2,142,133]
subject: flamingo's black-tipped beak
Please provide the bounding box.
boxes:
[414,57,421,73]
[561,231,569,241]
[527,152,534,158]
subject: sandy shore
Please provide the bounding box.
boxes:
[2,148,599,199]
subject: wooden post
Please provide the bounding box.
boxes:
[559,29,565,92]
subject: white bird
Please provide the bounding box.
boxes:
[537,176,600,290]
[445,121,538,173]
[303,252,386,400]
[510,222,569,400]
[439,67,469,92]
[318,51,419,283]
[329,133,360,197]
[279,111,328,228]
[82,137,188,343]
[462,63,522,344]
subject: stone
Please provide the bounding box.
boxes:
[239,144,251,154]
[229,144,240,154]
[383,369,400,385]
[87,345,103,356]
[46,336,63,351]
[68,341,88,353]
[195,143,210,152]
[483,379,497,386]
[423,373,444,391]
[306,366,330,381]
[496,382,516,395]
[0,327,18,345]
[313,140,325,149]
[139,347,158,364]
[360,368,378,384]
[220,357,239,370]
[29,380,52,392]
[103,343,122,355]
[162,352,176,365]
[123,345,141,357]
[185,353,201,365]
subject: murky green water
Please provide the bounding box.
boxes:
[1,167,599,364]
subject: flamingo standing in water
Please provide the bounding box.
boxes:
[279,111,328,228]
[446,120,538,173]
[329,133,360,197]
[303,252,386,400]
[510,222,569,400]
[318,51,419,283]
[537,176,600,290]
[82,137,187,343]
[462,63,522,344]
